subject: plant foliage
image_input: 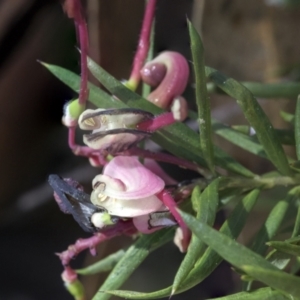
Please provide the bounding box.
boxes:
[46,15,300,300]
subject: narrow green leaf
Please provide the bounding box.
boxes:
[205,67,292,176]
[190,111,294,158]
[266,249,292,270]
[206,287,288,300]
[188,20,215,172]
[292,203,300,238]
[207,81,300,99]
[87,57,254,177]
[295,96,300,160]
[76,250,125,275]
[106,288,287,300]
[212,121,268,159]
[250,198,290,256]
[267,241,300,257]
[246,190,296,291]
[92,228,175,300]
[243,265,300,298]
[172,179,219,293]
[41,62,126,110]
[291,256,300,274]
[264,188,300,272]
[178,189,260,292]
[180,210,300,298]
[106,189,259,299]
[241,81,300,99]
[275,129,295,146]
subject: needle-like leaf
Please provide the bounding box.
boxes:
[188,20,215,173]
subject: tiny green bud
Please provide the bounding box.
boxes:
[122,79,138,91]
[63,99,86,127]
[91,211,116,228]
[65,279,85,300]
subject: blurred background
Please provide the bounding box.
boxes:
[1,0,300,299]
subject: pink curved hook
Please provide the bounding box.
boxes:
[141,51,189,109]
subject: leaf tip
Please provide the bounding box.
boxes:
[38,60,50,69]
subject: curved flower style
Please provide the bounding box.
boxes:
[141,51,189,121]
[141,51,189,109]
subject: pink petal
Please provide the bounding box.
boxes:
[144,159,177,185]
[102,156,165,199]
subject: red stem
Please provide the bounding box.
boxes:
[157,190,190,252]
[137,112,175,132]
[60,221,135,283]
[66,0,89,105]
[128,0,156,88]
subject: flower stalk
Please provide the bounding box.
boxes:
[126,0,157,91]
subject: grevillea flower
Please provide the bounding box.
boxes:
[89,156,187,236]
[91,156,165,217]
[78,108,153,153]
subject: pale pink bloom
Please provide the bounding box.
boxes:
[91,156,165,218]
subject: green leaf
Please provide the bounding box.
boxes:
[211,121,268,159]
[190,111,294,159]
[177,189,260,293]
[266,249,292,270]
[172,179,219,293]
[295,96,300,160]
[92,228,175,300]
[267,241,300,257]
[292,202,300,238]
[206,287,288,300]
[241,81,300,99]
[41,62,126,110]
[180,210,300,298]
[106,288,287,300]
[243,265,300,298]
[87,57,254,177]
[76,250,125,275]
[188,20,215,173]
[205,67,292,176]
[207,81,300,99]
[275,129,295,146]
[106,189,259,299]
[250,198,290,256]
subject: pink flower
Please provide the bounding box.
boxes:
[78,108,153,153]
[90,156,181,235]
[91,156,165,218]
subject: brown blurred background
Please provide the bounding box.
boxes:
[1,0,300,299]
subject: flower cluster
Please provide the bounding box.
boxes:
[49,0,195,297]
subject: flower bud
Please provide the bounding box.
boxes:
[78,108,153,153]
[62,99,86,127]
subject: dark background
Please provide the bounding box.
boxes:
[1,0,300,299]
